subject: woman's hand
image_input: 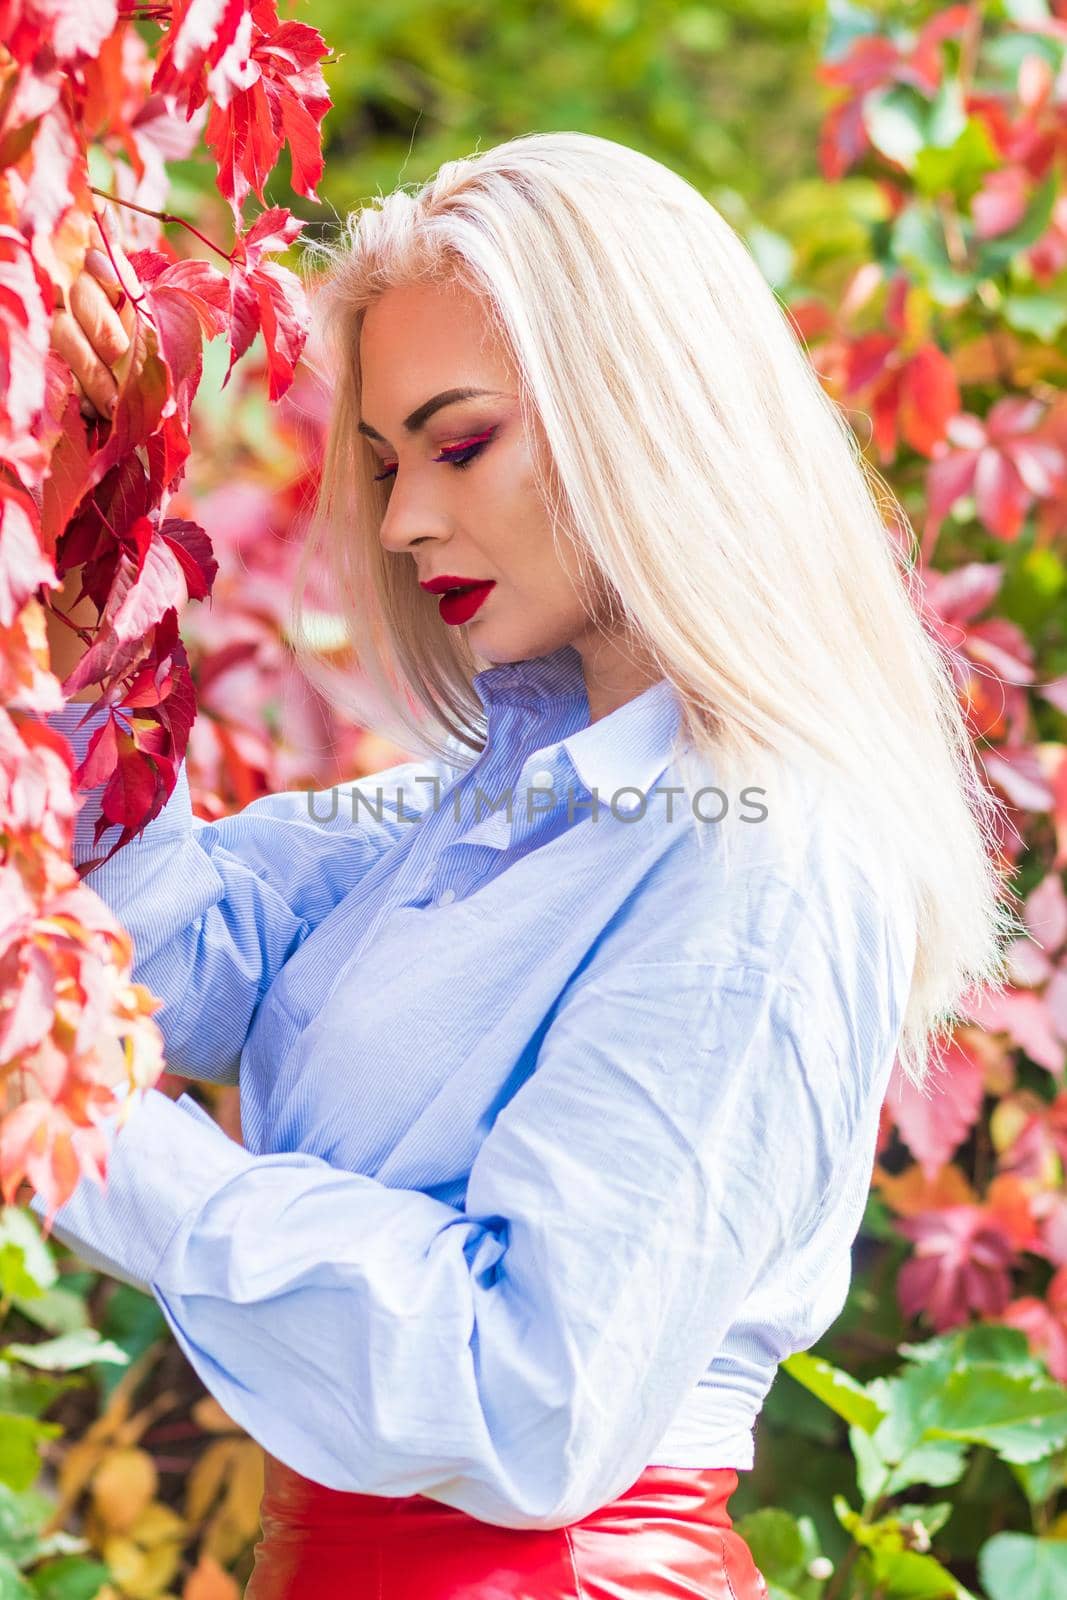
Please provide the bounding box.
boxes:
[44,242,140,694]
[50,243,138,421]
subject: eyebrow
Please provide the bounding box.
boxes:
[357,387,504,445]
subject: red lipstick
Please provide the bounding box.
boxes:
[420,574,496,626]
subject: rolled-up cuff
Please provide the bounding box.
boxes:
[28,1089,252,1288]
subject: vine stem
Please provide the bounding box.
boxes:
[41,600,94,643]
[92,208,147,311]
[89,186,234,264]
[821,1536,861,1600]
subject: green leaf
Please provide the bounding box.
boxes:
[865,1543,980,1600]
[899,1323,1045,1379]
[0,1214,56,1300]
[8,1288,89,1340]
[27,1555,113,1600]
[0,1417,61,1496]
[923,1367,1067,1464]
[93,1284,166,1405]
[0,1368,75,1422]
[780,1351,886,1432]
[986,23,1066,78]
[889,203,982,307]
[980,1531,1067,1600]
[925,78,969,149]
[3,1332,129,1373]
[1008,1443,1067,1510]
[1002,292,1067,341]
[865,85,930,170]
[1002,0,1050,24]
[999,544,1067,637]
[0,1479,43,1568]
[914,117,1000,204]
[0,1248,41,1306]
[731,1506,808,1587]
[855,1364,972,1500]
[0,1554,34,1600]
[824,0,882,60]
[894,1501,955,1541]
[865,78,967,173]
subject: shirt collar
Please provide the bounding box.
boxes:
[471,643,685,804]
[471,644,589,710]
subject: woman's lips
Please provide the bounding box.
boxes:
[438,581,495,625]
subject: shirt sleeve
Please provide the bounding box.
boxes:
[42,701,458,1085]
[27,946,867,1530]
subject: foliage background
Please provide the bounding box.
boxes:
[5,2,1067,1598]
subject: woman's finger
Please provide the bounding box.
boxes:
[115,281,137,347]
[72,375,97,421]
[86,241,139,353]
[84,243,140,305]
[51,307,117,418]
[70,268,131,369]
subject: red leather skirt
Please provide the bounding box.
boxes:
[244,1453,770,1599]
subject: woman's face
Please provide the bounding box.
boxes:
[359,277,613,670]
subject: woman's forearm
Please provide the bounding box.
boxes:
[42,564,104,703]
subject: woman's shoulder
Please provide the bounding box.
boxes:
[636,742,917,991]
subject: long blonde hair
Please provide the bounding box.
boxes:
[291,129,1022,1094]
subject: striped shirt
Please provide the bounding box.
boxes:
[31,642,916,1530]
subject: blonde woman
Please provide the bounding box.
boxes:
[37,131,1016,1599]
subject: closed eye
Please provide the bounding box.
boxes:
[373,426,496,482]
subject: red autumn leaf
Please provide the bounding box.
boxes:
[0,0,119,65]
[965,981,1066,1075]
[985,1174,1045,1254]
[0,477,56,631]
[993,1090,1067,1188]
[841,334,960,462]
[972,166,1031,241]
[895,1203,1019,1331]
[0,222,52,476]
[926,397,1067,543]
[0,604,65,715]
[151,0,251,117]
[1,0,336,1217]
[917,563,1033,746]
[888,1033,989,1182]
[1001,1280,1067,1384]
[1024,872,1067,964]
[0,1094,109,1220]
[38,376,94,544]
[203,6,332,218]
[224,205,309,401]
[59,522,192,701]
[125,249,231,489]
[817,4,974,180]
[979,744,1058,822]
[159,516,218,601]
[920,560,1004,626]
[897,344,962,458]
[10,95,88,283]
[123,90,208,228]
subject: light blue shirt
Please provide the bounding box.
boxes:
[32,643,916,1530]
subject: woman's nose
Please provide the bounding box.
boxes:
[377,482,450,558]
